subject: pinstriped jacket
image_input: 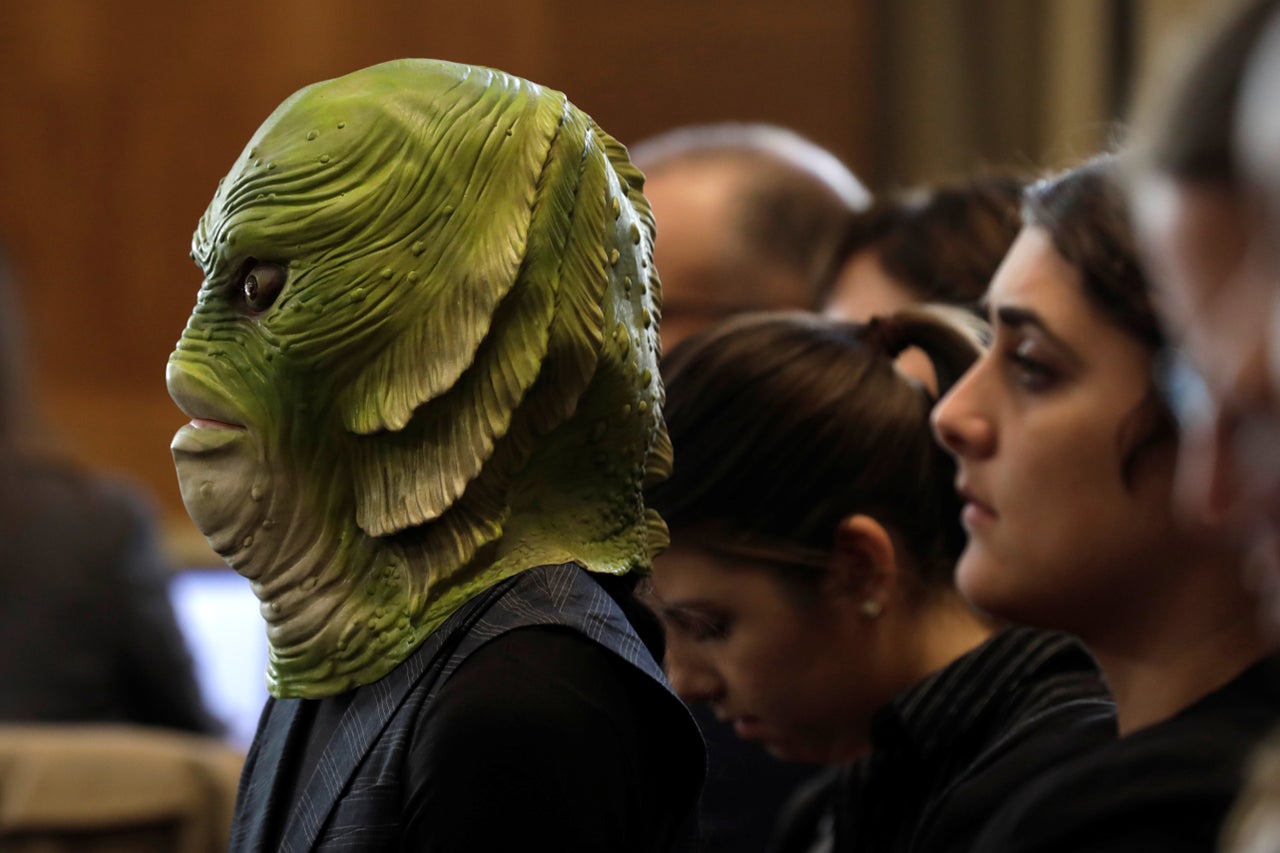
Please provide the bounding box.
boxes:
[228,562,702,852]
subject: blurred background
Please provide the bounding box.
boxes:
[0,0,1208,567]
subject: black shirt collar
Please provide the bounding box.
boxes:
[869,626,1097,760]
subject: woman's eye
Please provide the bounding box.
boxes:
[238,260,287,313]
[1007,340,1057,391]
[666,611,730,643]
[687,615,730,643]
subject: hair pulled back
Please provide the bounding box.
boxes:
[819,174,1024,311]
[1022,156,1177,474]
[648,307,984,590]
[1024,156,1164,351]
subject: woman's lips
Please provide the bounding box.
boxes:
[957,482,997,526]
[962,501,997,526]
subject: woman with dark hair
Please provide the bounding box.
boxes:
[934,156,1280,851]
[817,173,1022,389]
[647,309,1114,853]
[818,173,1025,322]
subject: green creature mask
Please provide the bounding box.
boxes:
[166,59,670,699]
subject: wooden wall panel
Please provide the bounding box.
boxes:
[0,0,876,562]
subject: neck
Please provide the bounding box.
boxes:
[900,591,997,689]
[1086,553,1274,735]
[1094,622,1271,736]
[822,591,994,764]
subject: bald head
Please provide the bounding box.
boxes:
[632,124,869,348]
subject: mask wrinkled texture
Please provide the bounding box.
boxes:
[166,59,670,698]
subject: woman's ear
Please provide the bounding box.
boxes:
[895,347,938,394]
[829,514,899,617]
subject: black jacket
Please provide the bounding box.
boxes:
[772,628,1117,853]
[0,455,214,732]
[974,652,1280,853]
[230,562,705,852]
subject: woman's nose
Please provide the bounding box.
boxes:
[664,644,724,704]
[932,372,995,459]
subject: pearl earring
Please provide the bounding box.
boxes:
[860,600,883,619]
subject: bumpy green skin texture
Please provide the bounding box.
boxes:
[167,59,670,699]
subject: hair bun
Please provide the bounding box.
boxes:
[864,315,910,359]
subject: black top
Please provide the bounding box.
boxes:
[693,702,825,853]
[772,627,1116,853]
[0,454,216,732]
[405,626,696,851]
[263,618,702,851]
[973,651,1280,853]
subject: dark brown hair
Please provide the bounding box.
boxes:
[1025,157,1162,350]
[1023,156,1177,477]
[647,308,984,591]
[817,173,1025,312]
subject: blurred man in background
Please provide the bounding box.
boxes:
[631,123,870,349]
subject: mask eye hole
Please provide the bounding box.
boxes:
[237,259,287,314]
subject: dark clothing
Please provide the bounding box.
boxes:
[230,562,705,852]
[693,703,824,853]
[772,628,1116,853]
[974,651,1280,853]
[0,454,215,732]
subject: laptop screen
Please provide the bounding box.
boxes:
[168,567,269,749]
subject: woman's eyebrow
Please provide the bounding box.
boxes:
[661,599,718,617]
[994,305,1084,368]
[995,304,1051,334]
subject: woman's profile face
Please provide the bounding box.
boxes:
[649,542,888,764]
[932,226,1181,638]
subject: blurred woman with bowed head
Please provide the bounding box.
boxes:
[645,309,1115,852]
[933,156,1280,852]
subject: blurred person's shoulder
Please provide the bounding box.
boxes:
[0,451,155,533]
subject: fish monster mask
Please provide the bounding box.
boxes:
[166,59,670,699]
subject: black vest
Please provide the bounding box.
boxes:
[228,562,698,852]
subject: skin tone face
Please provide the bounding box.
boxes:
[822,249,937,390]
[822,249,922,322]
[1134,177,1280,616]
[932,227,1187,642]
[644,161,812,349]
[648,541,890,764]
